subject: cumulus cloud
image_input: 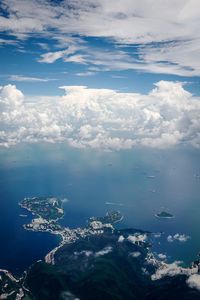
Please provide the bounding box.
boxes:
[0,0,200,76]
[187,274,200,291]
[157,253,167,260]
[127,234,147,244]
[118,235,125,243]
[167,233,190,243]
[151,261,198,281]
[0,81,200,150]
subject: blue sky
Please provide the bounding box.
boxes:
[0,0,200,150]
[0,0,200,95]
[1,38,200,96]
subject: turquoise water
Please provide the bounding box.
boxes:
[0,143,200,274]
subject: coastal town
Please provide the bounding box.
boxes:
[19,197,122,264]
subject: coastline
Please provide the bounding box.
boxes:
[1,197,200,299]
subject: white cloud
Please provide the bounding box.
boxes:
[39,44,200,76]
[9,75,55,82]
[1,0,200,76]
[1,0,199,45]
[151,261,198,281]
[153,233,161,238]
[111,75,126,79]
[0,81,200,150]
[74,250,93,257]
[148,252,200,284]
[0,38,18,46]
[187,274,200,291]
[167,233,190,243]
[38,46,79,63]
[118,235,125,243]
[60,291,80,300]
[0,84,24,108]
[127,234,147,244]
[95,246,112,257]
[157,254,167,260]
[76,71,96,77]
[130,251,141,258]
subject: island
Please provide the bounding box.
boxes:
[155,210,174,219]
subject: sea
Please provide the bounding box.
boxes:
[0,143,200,275]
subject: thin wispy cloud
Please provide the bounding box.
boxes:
[9,75,56,82]
[76,71,96,77]
[0,38,19,46]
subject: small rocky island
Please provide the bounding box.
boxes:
[155,210,174,219]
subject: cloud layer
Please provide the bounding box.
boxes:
[0,81,200,150]
[0,0,200,76]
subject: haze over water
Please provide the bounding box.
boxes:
[0,143,199,274]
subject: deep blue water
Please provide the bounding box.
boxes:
[0,143,200,274]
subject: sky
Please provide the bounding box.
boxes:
[0,0,200,150]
